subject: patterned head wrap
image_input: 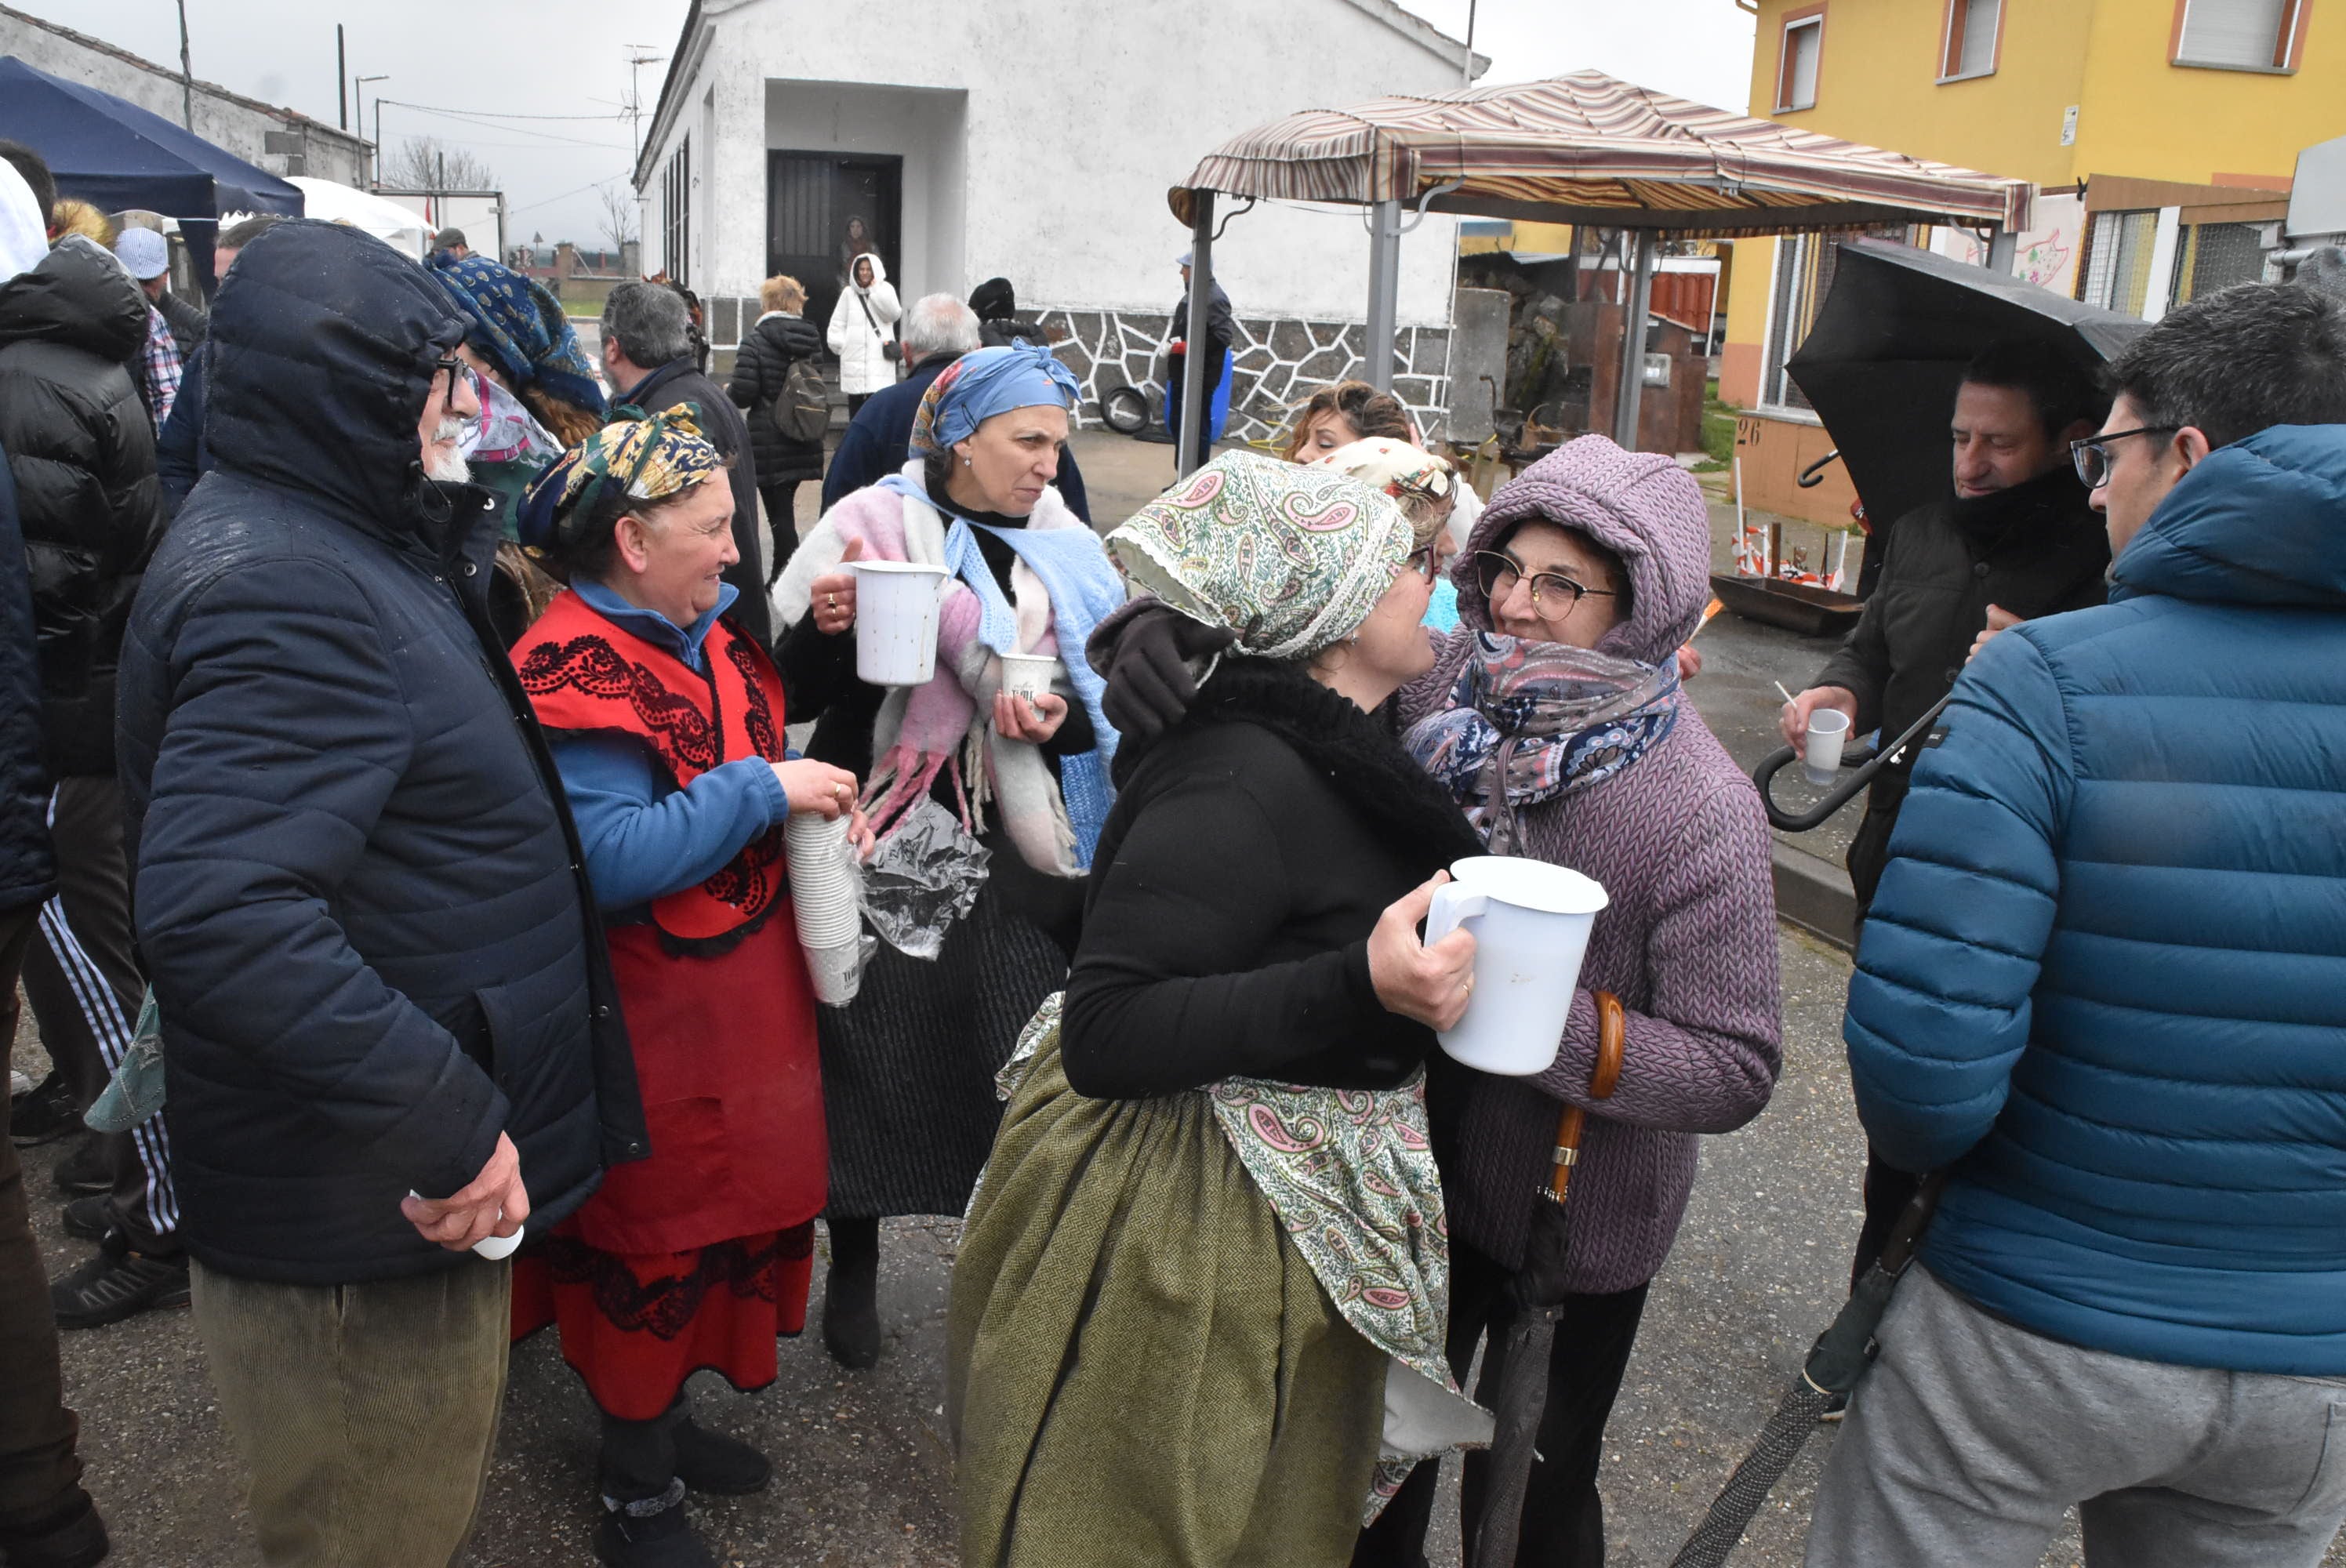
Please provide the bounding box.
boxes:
[1313,437,1458,546]
[908,341,1081,456]
[1106,450,1411,661]
[518,405,724,552]
[427,253,607,419]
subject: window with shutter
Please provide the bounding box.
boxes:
[1778,15,1824,111]
[2173,0,2301,71]
[2083,211,2159,316]
[1941,0,2002,79]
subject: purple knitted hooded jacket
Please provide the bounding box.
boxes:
[1400,435,1782,1290]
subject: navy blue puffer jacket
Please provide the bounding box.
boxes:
[1847,423,2346,1377]
[117,221,647,1286]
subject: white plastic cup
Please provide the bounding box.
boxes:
[405,1190,524,1259]
[999,653,1062,703]
[786,814,861,949]
[1423,856,1610,1076]
[850,561,950,686]
[804,938,864,1007]
[1803,708,1852,786]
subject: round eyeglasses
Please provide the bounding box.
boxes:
[2070,425,2179,489]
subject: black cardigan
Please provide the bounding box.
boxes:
[1062,659,1483,1099]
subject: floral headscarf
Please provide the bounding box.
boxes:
[1106,450,1411,662]
[518,405,724,552]
[907,341,1080,456]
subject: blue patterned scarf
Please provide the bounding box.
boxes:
[1402,633,1679,854]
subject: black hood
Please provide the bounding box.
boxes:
[970,276,1016,321]
[0,235,147,364]
[204,220,470,550]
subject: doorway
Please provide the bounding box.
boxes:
[768,152,903,357]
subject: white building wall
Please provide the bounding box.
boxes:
[0,12,370,193]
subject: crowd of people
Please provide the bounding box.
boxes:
[0,123,2341,1568]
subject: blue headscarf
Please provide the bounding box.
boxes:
[427,253,607,419]
[908,341,1080,456]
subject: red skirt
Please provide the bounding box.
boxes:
[512,1222,816,1421]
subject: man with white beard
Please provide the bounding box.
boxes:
[113,220,648,1567]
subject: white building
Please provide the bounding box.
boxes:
[0,2,369,190]
[634,0,1484,440]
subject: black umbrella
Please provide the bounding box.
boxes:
[1785,240,2147,547]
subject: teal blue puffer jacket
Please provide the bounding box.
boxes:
[1847,423,2346,1376]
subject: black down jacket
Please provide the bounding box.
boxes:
[0,452,56,913]
[727,311,827,487]
[0,234,163,779]
[117,220,647,1287]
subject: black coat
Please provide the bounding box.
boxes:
[157,289,207,357]
[726,311,826,487]
[117,220,647,1286]
[1062,658,1481,1098]
[626,357,771,644]
[0,450,55,913]
[1813,466,2109,895]
[0,235,163,779]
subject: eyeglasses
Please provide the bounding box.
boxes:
[2070,425,2178,489]
[431,357,467,406]
[1472,551,1616,620]
[1403,544,1441,582]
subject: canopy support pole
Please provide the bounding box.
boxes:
[1986,227,2017,275]
[1611,230,1659,450]
[1364,198,1401,393]
[1179,191,1217,479]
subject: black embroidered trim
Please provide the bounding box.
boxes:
[541,1223,817,1342]
[723,635,784,761]
[518,634,721,772]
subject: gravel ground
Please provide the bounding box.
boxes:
[24,927,2335,1566]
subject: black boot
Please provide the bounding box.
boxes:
[821,1216,881,1370]
[674,1418,771,1496]
[596,1405,714,1568]
[0,1490,110,1568]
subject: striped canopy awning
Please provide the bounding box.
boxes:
[1171,71,2032,238]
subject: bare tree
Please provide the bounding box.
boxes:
[597,183,640,256]
[383,136,498,192]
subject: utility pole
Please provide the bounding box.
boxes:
[1462,0,1478,88]
[336,26,347,129]
[357,76,389,186]
[176,0,194,129]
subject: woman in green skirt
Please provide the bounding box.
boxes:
[950,451,1494,1566]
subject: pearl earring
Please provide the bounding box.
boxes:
[963,456,973,467]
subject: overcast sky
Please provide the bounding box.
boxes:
[10,0,1756,250]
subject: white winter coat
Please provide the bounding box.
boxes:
[826,252,902,395]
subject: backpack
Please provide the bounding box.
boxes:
[770,352,830,445]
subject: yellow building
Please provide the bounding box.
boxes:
[1722,0,2330,524]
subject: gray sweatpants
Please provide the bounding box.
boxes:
[1807,1266,2346,1568]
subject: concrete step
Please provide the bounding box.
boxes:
[1773,840,1858,953]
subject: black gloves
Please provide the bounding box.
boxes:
[1087,597,1238,742]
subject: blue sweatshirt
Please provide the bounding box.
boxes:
[548,581,790,915]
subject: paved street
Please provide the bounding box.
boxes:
[12,432,2340,1565]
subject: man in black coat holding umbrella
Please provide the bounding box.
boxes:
[1779,338,2109,1285]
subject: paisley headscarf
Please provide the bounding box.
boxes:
[427,252,607,419]
[907,341,1080,456]
[1106,450,1411,662]
[518,405,724,552]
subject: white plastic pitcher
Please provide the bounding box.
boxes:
[851,561,950,686]
[1423,855,1609,1076]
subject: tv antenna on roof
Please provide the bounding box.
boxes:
[624,45,668,167]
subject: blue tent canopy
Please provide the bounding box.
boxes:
[0,56,303,289]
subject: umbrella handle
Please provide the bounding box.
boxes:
[1753,694,1952,833]
[1796,448,1842,488]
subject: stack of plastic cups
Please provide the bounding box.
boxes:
[785,813,863,1004]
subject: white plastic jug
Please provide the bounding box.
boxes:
[1423,855,1609,1076]
[851,561,950,686]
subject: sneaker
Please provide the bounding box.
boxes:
[52,1136,110,1197]
[60,1195,112,1242]
[1817,1388,1850,1422]
[674,1419,772,1496]
[49,1232,189,1330]
[9,1073,79,1147]
[593,1482,714,1568]
[0,1488,109,1568]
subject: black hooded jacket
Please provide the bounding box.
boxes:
[970,276,1047,350]
[0,452,55,913]
[116,221,647,1285]
[726,310,826,486]
[0,234,163,779]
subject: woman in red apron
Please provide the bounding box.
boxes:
[507,408,867,1568]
